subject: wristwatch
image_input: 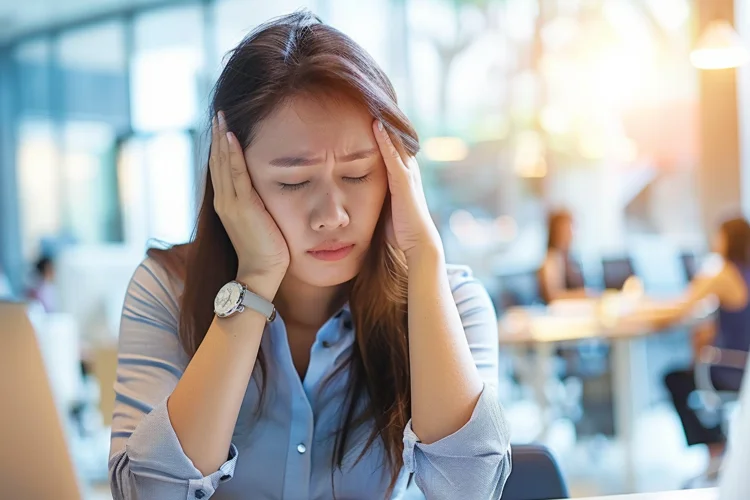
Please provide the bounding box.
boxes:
[214,281,276,321]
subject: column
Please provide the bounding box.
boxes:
[696,0,742,235]
[0,50,23,294]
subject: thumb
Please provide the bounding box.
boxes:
[382,199,398,248]
[385,216,397,248]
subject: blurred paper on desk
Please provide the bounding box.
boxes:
[718,354,750,499]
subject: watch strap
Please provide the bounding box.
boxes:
[240,286,276,322]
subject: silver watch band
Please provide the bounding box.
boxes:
[240,286,276,322]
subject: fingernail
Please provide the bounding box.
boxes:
[377,120,384,131]
[226,131,233,143]
[218,111,226,127]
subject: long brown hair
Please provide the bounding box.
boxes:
[148,11,419,494]
[546,209,572,251]
[719,217,750,265]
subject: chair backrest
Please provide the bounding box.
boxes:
[601,256,635,290]
[693,346,747,431]
[502,444,569,500]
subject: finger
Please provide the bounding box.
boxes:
[217,111,236,197]
[209,116,223,199]
[373,120,409,180]
[388,130,424,188]
[391,132,411,164]
[406,154,424,190]
[387,129,421,180]
[226,131,253,200]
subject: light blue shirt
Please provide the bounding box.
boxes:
[109,257,511,499]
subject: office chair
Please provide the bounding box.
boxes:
[682,345,748,486]
[693,346,748,431]
[502,444,569,500]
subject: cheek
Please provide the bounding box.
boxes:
[254,187,304,242]
[352,175,388,223]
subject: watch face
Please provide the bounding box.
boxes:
[215,282,243,316]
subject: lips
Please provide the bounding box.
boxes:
[307,243,355,262]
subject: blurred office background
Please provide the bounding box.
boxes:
[1,0,749,498]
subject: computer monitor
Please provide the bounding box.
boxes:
[0,301,83,500]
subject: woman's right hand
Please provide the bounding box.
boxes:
[210,112,290,298]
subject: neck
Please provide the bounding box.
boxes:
[275,275,350,330]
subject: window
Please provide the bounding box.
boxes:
[57,21,128,245]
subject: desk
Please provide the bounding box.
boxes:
[499,297,715,491]
[573,487,717,500]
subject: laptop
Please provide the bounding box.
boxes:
[0,300,84,499]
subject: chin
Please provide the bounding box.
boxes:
[293,267,359,288]
[288,257,361,288]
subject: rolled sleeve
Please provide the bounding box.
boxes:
[111,398,238,500]
[402,384,512,499]
[109,258,238,500]
[402,266,512,499]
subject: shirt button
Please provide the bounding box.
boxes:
[322,341,331,348]
[297,443,307,454]
[195,490,206,499]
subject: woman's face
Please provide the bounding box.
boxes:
[244,95,388,288]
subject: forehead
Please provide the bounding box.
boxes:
[249,95,374,157]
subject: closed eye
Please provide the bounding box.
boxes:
[279,181,310,191]
[279,174,370,191]
[344,174,371,184]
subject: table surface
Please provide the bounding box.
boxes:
[498,296,716,345]
[572,488,718,500]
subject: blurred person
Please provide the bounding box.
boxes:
[538,208,588,303]
[26,255,58,313]
[109,12,510,500]
[664,216,750,476]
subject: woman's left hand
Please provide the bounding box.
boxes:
[373,120,443,261]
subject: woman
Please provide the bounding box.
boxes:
[538,209,587,303]
[109,12,510,500]
[26,255,58,313]
[665,217,750,471]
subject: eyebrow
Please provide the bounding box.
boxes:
[269,148,378,167]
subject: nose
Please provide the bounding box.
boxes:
[310,187,350,231]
